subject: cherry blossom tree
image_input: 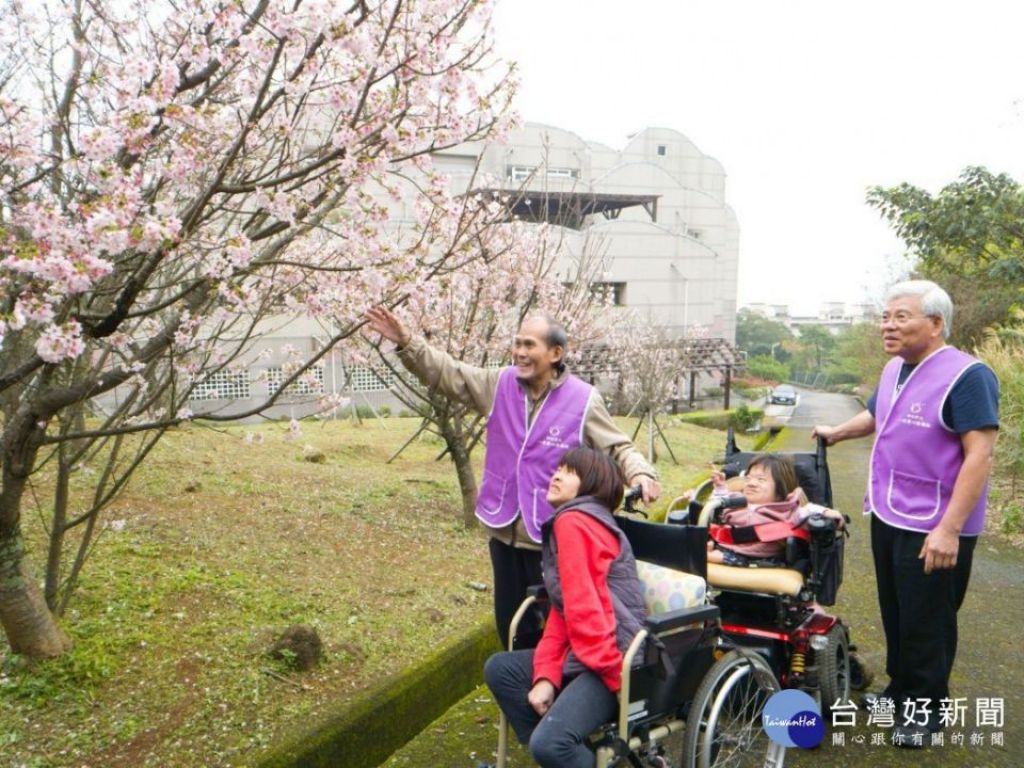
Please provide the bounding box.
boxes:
[0,0,516,658]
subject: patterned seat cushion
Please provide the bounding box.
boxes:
[636,560,707,615]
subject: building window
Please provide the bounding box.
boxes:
[545,167,579,180]
[589,282,626,306]
[508,165,535,182]
[507,165,579,182]
[345,366,394,392]
[657,145,667,156]
[189,370,251,401]
[265,365,325,397]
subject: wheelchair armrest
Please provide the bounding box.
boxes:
[526,585,548,601]
[644,604,719,634]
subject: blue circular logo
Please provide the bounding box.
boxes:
[762,690,824,748]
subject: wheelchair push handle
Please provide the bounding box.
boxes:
[697,492,748,527]
[815,434,828,464]
[622,485,646,517]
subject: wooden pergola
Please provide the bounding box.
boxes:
[573,337,746,409]
[473,188,660,230]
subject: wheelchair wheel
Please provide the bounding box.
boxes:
[817,625,850,710]
[681,650,785,768]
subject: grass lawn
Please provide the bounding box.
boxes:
[0,414,748,767]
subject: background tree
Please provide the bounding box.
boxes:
[735,308,794,360]
[868,166,1024,348]
[744,354,788,383]
[793,324,836,372]
[975,314,1023,525]
[827,322,888,389]
[0,0,515,658]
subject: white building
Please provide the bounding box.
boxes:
[743,302,878,335]
[431,123,742,341]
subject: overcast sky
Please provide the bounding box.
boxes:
[491,0,1024,316]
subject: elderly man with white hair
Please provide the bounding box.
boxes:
[814,279,999,748]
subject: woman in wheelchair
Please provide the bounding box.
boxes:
[483,447,647,768]
[704,454,845,567]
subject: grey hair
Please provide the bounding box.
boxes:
[884,279,953,339]
[524,312,569,372]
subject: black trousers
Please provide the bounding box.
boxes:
[489,537,545,650]
[870,514,976,720]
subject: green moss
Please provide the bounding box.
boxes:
[255,620,500,768]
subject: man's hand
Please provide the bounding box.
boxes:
[364,306,410,348]
[528,679,556,717]
[633,475,662,504]
[811,424,840,445]
[919,526,960,574]
[812,410,876,446]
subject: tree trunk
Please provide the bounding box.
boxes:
[437,411,478,529]
[1,410,71,657]
[0,531,71,657]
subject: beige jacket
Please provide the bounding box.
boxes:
[397,336,656,550]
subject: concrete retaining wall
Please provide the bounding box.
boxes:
[255,620,500,768]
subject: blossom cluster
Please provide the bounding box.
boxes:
[1,0,516,429]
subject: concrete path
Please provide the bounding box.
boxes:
[383,391,1022,767]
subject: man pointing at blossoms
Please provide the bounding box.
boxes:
[365,306,660,649]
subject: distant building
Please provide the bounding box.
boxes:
[743,302,878,335]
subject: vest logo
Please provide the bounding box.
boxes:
[540,424,571,451]
[900,401,931,429]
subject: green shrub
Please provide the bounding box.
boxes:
[349,403,380,420]
[978,328,1023,502]
[745,355,789,383]
[735,386,768,401]
[678,407,764,432]
[732,404,759,431]
[822,369,862,386]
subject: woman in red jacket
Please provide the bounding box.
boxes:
[483,447,647,768]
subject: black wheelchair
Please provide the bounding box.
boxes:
[493,508,786,768]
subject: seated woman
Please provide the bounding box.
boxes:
[704,453,844,567]
[483,447,647,768]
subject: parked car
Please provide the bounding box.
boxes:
[770,384,798,405]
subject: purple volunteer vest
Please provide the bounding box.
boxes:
[476,368,592,542]
[866,346,988,535]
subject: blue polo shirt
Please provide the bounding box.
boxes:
[867,360,999,433]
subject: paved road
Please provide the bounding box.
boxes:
[384,390,1023,767]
